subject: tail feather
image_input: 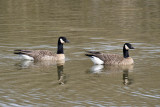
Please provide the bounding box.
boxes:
[14,50,31,54]
[85,54,94,57]
[86,51,101,54]
[85,51,101,57]
[85,54,104,65]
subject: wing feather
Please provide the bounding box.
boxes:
[14,50,56,60]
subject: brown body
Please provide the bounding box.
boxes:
[99,53,134,65]
[14,50,65,61]
[86,52,134,65]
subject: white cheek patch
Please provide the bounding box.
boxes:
[60,39,65,43]
[125,45,129,50]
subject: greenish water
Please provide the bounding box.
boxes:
[0,0,160,106]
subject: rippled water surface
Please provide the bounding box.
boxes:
[0,0,160,106]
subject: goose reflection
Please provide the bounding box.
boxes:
[88,64,133,73]
[89,65,104,73]
[15,59,65,69]
[123,69,133,85]
[87,64,134,85]
[57,64,66,85]
[15,59,67,85]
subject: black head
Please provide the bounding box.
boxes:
[58,37,69,44]
[124,43,134,50]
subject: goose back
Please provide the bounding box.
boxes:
[14,50,65,61]
[86,52,134,65]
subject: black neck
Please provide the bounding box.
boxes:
[123,45,129,58]
[57,41,64,54]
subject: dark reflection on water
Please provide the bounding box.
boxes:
[123,69,133,85]
[87,64,133,73]
[87,64,134,85]
[15,59,67,85]
[57,64,67,85]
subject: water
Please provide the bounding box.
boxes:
[0,0,160,106]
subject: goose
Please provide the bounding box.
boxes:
[14,37,69,61]
[85,43,134,65]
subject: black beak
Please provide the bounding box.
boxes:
[66,40,69,43]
